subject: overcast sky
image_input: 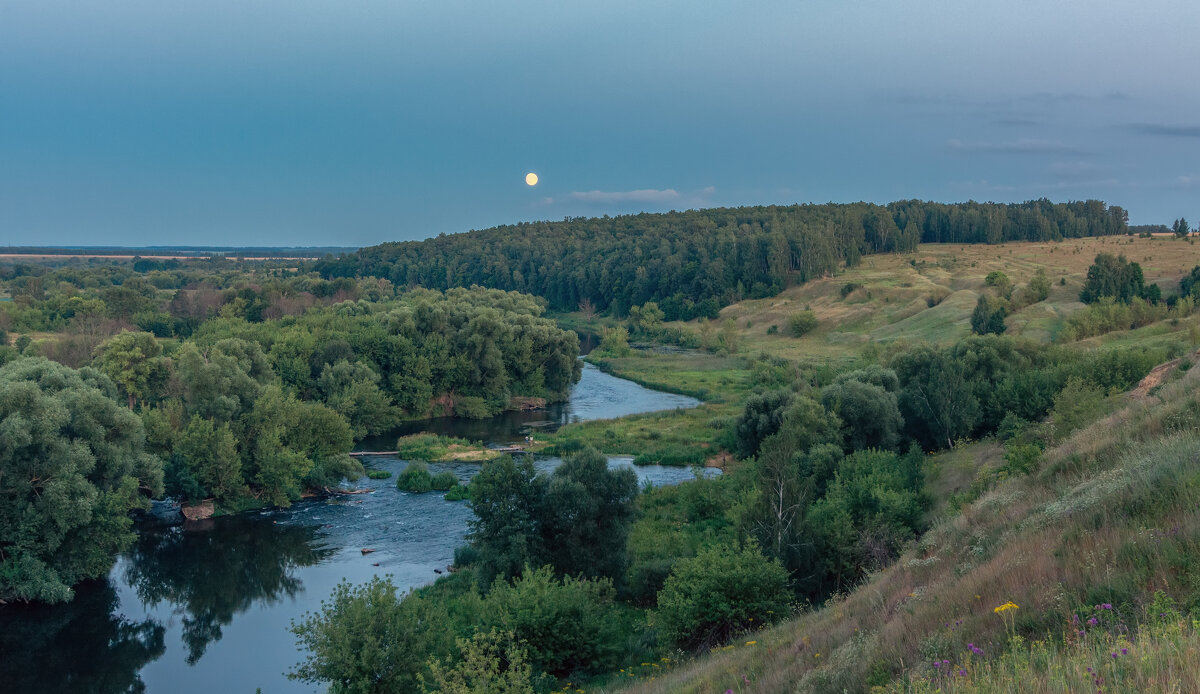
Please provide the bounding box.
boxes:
[2,1,1198,247]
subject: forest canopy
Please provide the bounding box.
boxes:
[315,199,1129,319]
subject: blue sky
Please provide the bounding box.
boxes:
[2,1,1198,246]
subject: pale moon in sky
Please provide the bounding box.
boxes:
[525,172,538,186]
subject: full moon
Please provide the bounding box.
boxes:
[525,172,538,186]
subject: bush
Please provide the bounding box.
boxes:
[788,311,818,337]
[481,566,625,677]
[421,629,533,694]
[1002,443,1042,475]
[653,542,791,651]
[288,577,458,694]
[444,483,471,501]
[431,470,458,491]
[453,544,480,567]
[397,462,433,493]
[396,434,477,461]
[365,469,392,480]
[454,396,494,419]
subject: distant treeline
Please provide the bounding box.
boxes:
[1,246,356,258]
[315,199,1129,320]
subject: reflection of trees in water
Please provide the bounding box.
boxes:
[123,517,332,664]
[0,579,165,694]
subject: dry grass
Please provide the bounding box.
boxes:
[682,237,1200,363]
[606,365,1200,694]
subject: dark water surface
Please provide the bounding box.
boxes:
[0,364,708,694]
[367,362,700,445]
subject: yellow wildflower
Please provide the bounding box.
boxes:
[746,640,757,645]
[993,601,1019,614]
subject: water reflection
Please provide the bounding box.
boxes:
[368,362,700,446]
[121,517,333,664]
[2,363,709,694]
[0,579,165,694]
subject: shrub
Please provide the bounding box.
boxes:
[288,577,457,694]
[397,462,433,493]
[1002,443,1042,475]
[431,470,458,491]
[653,542,791,651]
[788,311,819,337]
[481,566,625,677]
[444,483,471,501]
[365,469,392,480]
[421,629,533,694]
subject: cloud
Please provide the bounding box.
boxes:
[569,188,682,204]
[1128,123,1200,138]
[947,138,1091,155]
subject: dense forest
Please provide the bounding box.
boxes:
[0,261,582,603]
[314,199,1129,319]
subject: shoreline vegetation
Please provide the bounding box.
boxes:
[9,202,1200,692]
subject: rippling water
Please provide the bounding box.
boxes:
[0,365,709,694]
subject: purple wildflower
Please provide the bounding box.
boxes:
[1102,603,1113,610]
[1121,648,1128,655]
[1111,652,1118,659]
[1088,617,1099,626]
[934,661,941,668]
[959,669,967,676]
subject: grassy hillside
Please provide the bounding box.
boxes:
[604,349,1200,693]
[705,236,1200,363]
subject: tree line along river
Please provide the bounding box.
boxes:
[0,362,710,694]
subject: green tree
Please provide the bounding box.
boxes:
[893,346,980,449]
[984,270,1013,297]
[317,360,397,438]
[94,331,169,409]
[820,379,903,451]
[653,542,791,651]
[1174,217,1191,238]
[0,358,163,603]
[733,390,796,459]
[594,326,631,358]
[468,456,548,589]
[970,295,1007,335]
[244,386,359,506]
[289,577,457,694]
[480,566,624,677]
[1080,253,1147,304]
[176,415,245,504]
[627,301,664,335]
[540,447,638,581]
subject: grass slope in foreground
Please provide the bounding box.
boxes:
[611,353,1200,693]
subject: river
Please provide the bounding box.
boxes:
[0,363,706,694]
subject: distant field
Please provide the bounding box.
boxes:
[0,253,318,261]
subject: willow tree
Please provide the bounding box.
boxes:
[0,358,163,604]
